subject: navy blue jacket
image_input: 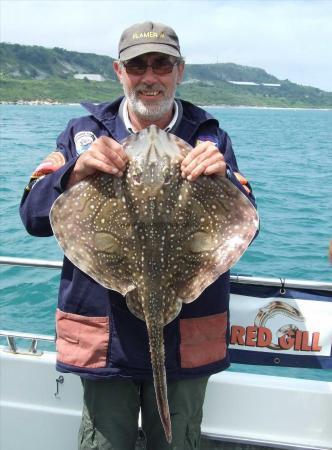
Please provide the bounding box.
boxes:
[20,97,257,380]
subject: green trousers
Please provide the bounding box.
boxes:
[78,376,209,450]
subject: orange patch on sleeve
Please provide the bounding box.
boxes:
[32,151,66,177]
[234,172,251,193]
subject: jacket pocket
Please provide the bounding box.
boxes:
[56,309,109,368]
[179,312,227,368]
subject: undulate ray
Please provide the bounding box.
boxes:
[50,125,259,443]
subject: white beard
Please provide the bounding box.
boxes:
[123,83,175,121]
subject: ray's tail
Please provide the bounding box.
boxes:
[146,319,172,443]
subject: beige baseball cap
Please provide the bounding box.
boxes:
[118,21,181,61]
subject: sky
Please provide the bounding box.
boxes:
[1,0,331,91]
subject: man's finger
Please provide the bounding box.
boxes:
[93,136,128,164]
[81,154,120,175]
[103,148,128,171]
[182,151,224,178]
[184,154,222,176]
[181,141,217,168]
[204,161,227,176]
[88,142,128,172]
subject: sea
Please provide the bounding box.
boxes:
[0,104,331,381]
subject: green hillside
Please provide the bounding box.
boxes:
[0,43,116,80]
[1,43,331,108]
[184,63,279,84]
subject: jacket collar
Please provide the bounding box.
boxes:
[81,98,129,142]
[80,97,219,144]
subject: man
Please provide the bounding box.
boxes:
[20,22,257,450]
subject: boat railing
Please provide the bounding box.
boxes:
[1,255,332,290]
[0,256,60,355]
[1,255,332,356]
[0,255,62,269]
[0,330,54,356]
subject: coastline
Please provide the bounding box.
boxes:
[199,104,332,111]
[1,100,331,111]
[0,100,80,106]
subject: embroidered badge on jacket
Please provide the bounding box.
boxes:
[74,131,96,155]
[195,136,218,147]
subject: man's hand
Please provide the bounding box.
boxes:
[67,136,128,188]
[180,141,226,181]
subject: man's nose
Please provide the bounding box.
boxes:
[140,66,159,84]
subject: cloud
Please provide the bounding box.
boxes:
[1,0,331,90]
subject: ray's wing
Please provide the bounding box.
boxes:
[162,296,183,325]
[50,173,136,295]
[166,175,259,303]
[126,289,145,321]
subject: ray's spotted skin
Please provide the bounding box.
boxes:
[50,125,259,443]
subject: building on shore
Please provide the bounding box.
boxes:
[74,74,105,82]
[228,81,281,87]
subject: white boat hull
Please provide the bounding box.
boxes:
[1,348,331,450]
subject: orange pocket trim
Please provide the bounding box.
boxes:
[56,309,110,369]
[180,312,228,369]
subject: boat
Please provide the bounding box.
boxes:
[1,256,331,450]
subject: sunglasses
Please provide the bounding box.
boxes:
[122,58,179,76]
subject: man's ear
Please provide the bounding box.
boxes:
[113,61,123,84]
[176,63,185,85]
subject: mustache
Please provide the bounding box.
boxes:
[134,84,166,93]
